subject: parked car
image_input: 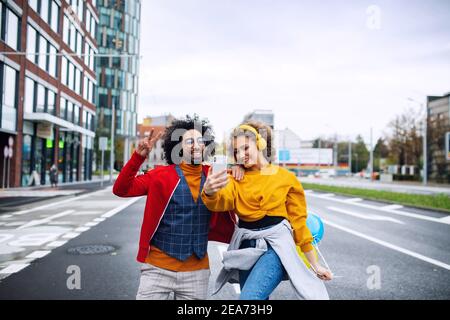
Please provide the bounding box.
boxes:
[314,169,337,178]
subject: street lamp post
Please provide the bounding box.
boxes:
[370,127,374,181]
[348,140,352,176]
[408,97,427,185]
[110,101,115,183]
[423,116,427,185]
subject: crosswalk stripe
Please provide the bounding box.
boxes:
[0,264,30,274]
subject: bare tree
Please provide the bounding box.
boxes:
[386,107,423,166]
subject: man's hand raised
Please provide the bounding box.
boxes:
[135,130,163,158]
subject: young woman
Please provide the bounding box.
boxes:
[201,121,333,300]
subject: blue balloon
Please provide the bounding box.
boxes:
[306,213,324,245]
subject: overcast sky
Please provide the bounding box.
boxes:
[137,0,450,144]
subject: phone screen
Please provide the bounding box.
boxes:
[212,155,227,175]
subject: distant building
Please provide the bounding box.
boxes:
[427,92,450,183]
[141,114,175,127]
[136,114,174,168]
[273,128,343,176]
[275,128,303,150]
[243,109,274,128]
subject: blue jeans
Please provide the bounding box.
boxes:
[238,239,286,300]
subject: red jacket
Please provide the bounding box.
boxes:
[113,151,236,263]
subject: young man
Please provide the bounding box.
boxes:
[113,115,236,300]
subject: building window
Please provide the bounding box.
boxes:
[47,89,56,115]
[63,15,69,44]
[67,101,73,122]
[90,16,96,38]
[4,8,19,50]
[1,64,18,131]
[70,23,76,51]
[24,77,35,113]
[60,97,66,119]
[75,68,81,95]
[76,32,83,57]
[26,25,38,63]
[82,110,87,128]
[28,0,38,12]
[78,0,84,23]
[84,43,95,71]
[83,75,88,101]
[61,57,68,85]
[86,9,91,34]
[50,1,60,33]
[40,0,49,24]
[74,104,80,125]
[36,83,46,113]
[38,36,48,71]
[49,44,58,78]
[68,62,74,89]
[89,80,94,104]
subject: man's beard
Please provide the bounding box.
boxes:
[188,151,203,165]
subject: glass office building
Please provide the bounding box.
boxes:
[95,0,141,170]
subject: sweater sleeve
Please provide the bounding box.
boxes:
[201,176,237,212]
[112,151,151,197]
[286,175,314,252]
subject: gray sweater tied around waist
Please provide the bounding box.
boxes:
[213,219,330,300]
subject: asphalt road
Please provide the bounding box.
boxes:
[0,186,449,300]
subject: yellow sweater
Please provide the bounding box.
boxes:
[201,165,314,252]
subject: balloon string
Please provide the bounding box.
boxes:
[314,243,331,272]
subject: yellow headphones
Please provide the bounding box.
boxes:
[238,124,267,151]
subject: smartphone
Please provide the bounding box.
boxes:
[212,155,227,175]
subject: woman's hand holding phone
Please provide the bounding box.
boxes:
[203,167,229,196]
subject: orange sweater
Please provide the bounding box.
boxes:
[145,162,209,271]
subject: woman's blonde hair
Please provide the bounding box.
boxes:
[230,121,275,163]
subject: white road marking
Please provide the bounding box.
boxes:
[17,210,75,229]
[26,250,51,259]
[322,218,450,271]
[74,227,91,232]
[0,215,13,219]
[327,206,405,224]
[62,232,80,239]
[4,222,26,227]
[320,193,335,197]
[0,190,83,197]
[216,245,241,294]
[10,187,113,216]
[440,216,450,224]
[12,194,93,216]
[381,204,404,210]
[304,190,314,194]
[46,240,68,248]
[101,197,142,218]
[93,218,106,222]
[344,198,363,203]
[85,222,99,227]
[0,263,30,274]
[47,221,74,226]
[72,211,103,216]
[308,193,450,225]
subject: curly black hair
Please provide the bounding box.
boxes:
[162,114,215,165]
